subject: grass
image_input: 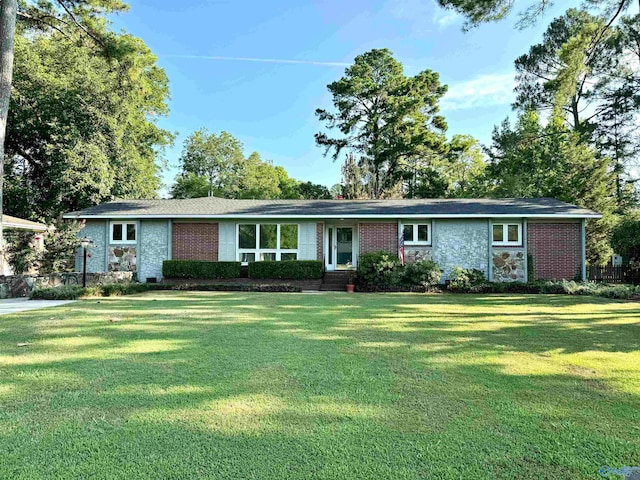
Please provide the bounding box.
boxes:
[0,292,639,479]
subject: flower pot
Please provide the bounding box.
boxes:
[346,284,355,293]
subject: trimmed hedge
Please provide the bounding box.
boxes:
[445,280,640,299]
[248,260,323,280]
[162,260,241,279]
[158,283,302,293]
[31,283,151,300]
[30,282,302,299]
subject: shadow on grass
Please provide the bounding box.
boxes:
[0,292,638,479]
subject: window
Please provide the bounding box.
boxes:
[237,223,299,264]
[110,222,137,244]
[492,223,522,245]
[402,222,431,245]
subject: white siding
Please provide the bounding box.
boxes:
[218,223,236,261]
[298,223,317,260]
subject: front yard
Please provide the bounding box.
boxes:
[0,292,639,479]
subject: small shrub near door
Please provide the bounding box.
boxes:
[162,260,241,279]
[248,260,324,280]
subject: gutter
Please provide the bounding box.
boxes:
[63,213,603,220]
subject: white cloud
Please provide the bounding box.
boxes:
[433,9,460,28]
[440,72,516,110]
[387,0,461,33]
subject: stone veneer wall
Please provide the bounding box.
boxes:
[316,223,324,262]
[432,220,489,280]
[139,220,169,282]
[76,220,107,273]
[527,222,582,280]
[108,246,136,272]
[404,246,433,264]
[492,248,525,282]
[359,223,398,256]
[0,272,133,298]
[172,223,218,261]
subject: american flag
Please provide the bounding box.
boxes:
[399,231,405,266]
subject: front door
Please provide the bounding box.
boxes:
[326,226,355,271]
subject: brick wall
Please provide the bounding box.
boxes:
[172,223,218,261]
[316,223,324,262]
[527,222,582,280]
[359,223,398,256]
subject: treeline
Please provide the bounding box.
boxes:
[171,129,331,200]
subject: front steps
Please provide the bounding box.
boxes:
[320,271,353,291]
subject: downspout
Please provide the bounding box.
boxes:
[487,219,492,281]
[523,219,528,283]
[167,219,172,260]
[397,219,402,261]
[104,221,109,272]
[581,219,587,282]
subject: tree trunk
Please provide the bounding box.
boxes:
[0,0,18,262]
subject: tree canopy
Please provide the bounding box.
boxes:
[171,129,332,200]
[316,48,448,199]
[2,1,172,221]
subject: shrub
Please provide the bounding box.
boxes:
[357,251,442,290]
[31,285,87,300]
[248,260,323,280]
[40,220,83,274]
[31,283,153,300]
[444,279,640,299]
[153,283,302,293]
[162,260,241,279]
[3,230,40,274]
[357,251,402,288]
[30,282,302,299]
[448,267,487,292]
[401,259,442,287]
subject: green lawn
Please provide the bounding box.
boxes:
[1,292,639,479]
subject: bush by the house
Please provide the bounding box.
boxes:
[31,283,152,300]
[448,267,487,292]
[2,220,83,275]
[162,260,241,279]
[160,283,302,293]
[357,251,442,290]
[31,282,303,299]
[445,279,639,299]
[402,259,442,286]
[357,251,402,287]
[248,260,323,280]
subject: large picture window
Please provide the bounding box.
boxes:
[237,223,299,263]
[110,222,137,244]
[492,223,522,246]
[402,222,431,245]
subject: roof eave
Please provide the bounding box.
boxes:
[63,213,602,220]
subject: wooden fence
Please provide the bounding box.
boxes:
[587,265,640,284]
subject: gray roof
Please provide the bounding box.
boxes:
[64,197,601,219]
[2,214,48,231]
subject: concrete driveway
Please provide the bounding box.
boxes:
[0,298,76,316]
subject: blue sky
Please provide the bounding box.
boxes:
[111,0,582,195]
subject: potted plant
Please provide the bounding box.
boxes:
[346,271,355,293]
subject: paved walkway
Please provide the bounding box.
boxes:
[0,298,76,316]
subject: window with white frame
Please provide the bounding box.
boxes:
[402,222,431,245]
[492,222,522,246]
[110,221,137,244]
[237,223,299,263]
